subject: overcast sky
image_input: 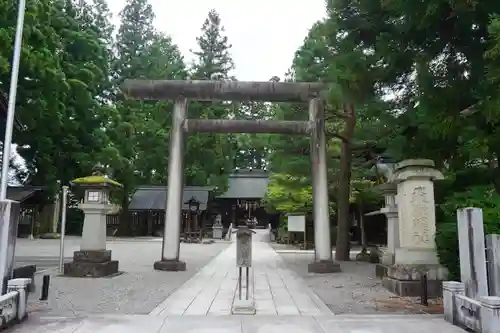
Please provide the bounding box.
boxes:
[107,0,326,81]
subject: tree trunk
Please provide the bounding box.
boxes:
[117,191,132,236]
[359,205,367,250]
[492,150,500,195]
[335,102,356,261]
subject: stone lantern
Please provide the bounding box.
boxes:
[64,173,122,277]
[212,214,223,240]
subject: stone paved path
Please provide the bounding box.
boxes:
[8,314,465,332]
[150,230,331,316]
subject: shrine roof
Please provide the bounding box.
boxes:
[128,185,212,211]
[217,169,269,199]
[7,186,45,203]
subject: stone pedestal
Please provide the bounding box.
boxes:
[232,299,256,315]
[153,259,186,271]
[308,260,341,273]
[381,159,446,296]
[212,224,223,239]
[64,250,119,277]
[382,264,447,297]
[64,176,121,278]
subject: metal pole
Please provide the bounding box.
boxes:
[59,186,68,274]
[304,224,307,250]
[0,0,26,199]
[238,267,242,300]
[52,180,61,233]
[245,267,249,300]
[161,98,187,261]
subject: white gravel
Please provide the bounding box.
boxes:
[21,238,229,316]
[271,244,402,314]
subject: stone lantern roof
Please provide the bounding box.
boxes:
[70,175,123,188]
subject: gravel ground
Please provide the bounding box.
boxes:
[22,238,229,317]
[272,243,424,315]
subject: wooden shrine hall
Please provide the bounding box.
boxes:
[126,169,279,237]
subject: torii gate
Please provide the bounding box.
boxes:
[121,79,340,273]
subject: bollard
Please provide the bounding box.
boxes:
[420,273,428,306]
[40,275,50,301]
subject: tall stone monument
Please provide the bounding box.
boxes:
[64,171,122,277]
[382,159,447,297]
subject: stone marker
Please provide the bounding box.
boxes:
[382,159,447,297]
[64,174,122,277]
[486,234,500,297]
[457,207,488,299]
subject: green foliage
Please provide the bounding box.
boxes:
[263,173,313,214]
[186,9,235,191]
[263,172,337,217]
[350,179,379,206]
[436,186,500,280]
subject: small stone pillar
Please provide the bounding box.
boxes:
[0,200,20,294]
[64,175,122,277]
[382,159,447,297]
[7,278,31,320]
[443,281,465,324]
[377,183,399,266]
[373,183,399,278]
[212,214,223,239]
[479,296,500,333]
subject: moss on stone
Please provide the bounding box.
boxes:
[71,175,123,187]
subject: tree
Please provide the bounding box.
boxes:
[350,179,379,250]
[186,9,235,190]
[109,0,186,235]
[233,101,273,170]
[191,9,234,80]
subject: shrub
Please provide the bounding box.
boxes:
[436,185,500,280]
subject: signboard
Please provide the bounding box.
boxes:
[287,215,305,232]
[235,228,255,267]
